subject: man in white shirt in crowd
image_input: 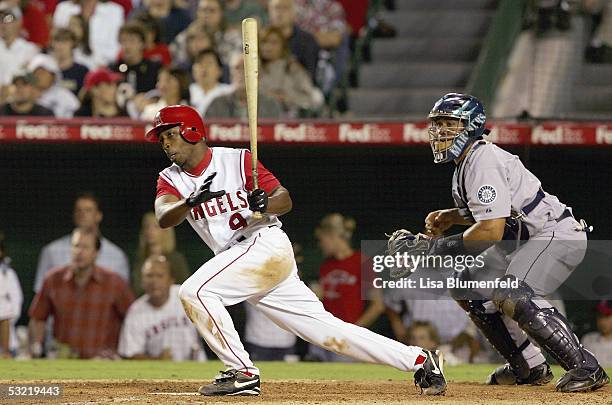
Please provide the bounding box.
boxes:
[119,255,205,361]
[0,231,23,358]
[0,3,39,88]
[582,300,612,367]
[35,192,129,292]
[26,53,80,118]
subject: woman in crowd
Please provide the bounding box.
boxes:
[171,0,241,66]
[132,212,190,296]
[130,12,172,66]
[189,49,233,115]
[259,26,322,117]
[67,14,96,69]
[138,66,190,121]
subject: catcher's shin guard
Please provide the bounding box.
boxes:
[454,299,531,380]
[493,275,600,373]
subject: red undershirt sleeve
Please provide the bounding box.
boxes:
[244,151,281,193]
[156,176,182,199]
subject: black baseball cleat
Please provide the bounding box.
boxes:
[487,362,553,385]
[414,350,447,395]
[198,369,261,396]
[555,366,610,393]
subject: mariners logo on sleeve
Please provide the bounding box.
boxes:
[477,185,497,204]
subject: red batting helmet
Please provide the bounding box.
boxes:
[145,105,206,144]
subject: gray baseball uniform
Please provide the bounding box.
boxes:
[451,140,587,298]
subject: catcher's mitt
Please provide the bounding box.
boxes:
[385,229,431,278]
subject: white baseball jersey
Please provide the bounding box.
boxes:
[0,258,22,353]
[452,140,566,237]
[118,285,205,361]
[157,147,282,254]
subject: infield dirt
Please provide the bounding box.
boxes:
[2,379,611,405]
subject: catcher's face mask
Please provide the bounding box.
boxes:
[428,117,465,163]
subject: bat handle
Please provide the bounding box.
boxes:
[252,211,263,220]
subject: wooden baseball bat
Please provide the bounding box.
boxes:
[242,17,262,219]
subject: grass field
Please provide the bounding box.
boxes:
[0,360,610,404]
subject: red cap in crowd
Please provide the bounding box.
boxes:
[595,300,612,316]
[84,68,123,90]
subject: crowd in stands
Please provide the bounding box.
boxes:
[0,195,611,365]
[0,0,373,119]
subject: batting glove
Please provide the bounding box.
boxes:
[248,188,268,213]
[186,172,225,207]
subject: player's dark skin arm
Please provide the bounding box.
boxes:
[155,186,292,229]
[266,185,292,216]
[425,208,505,240]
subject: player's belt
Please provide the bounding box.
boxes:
[521,188,545,216]
[233,225,279,245]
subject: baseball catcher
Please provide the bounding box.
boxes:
[388,93,609,392]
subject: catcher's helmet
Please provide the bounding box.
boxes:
[145,105,206,144]
[428,93,487,163]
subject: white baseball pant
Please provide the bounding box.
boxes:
[179,226,425,375]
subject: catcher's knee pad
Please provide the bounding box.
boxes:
[454,298,531,379]
[491,275,534,319]
[493,277,598,371]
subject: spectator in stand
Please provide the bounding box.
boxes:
[139,67,191,121]
[308,213,385,362]
[268,0,319,81]
[131,0,191,44]
[29,228,134,359]
[582,300,612,366]
[35,192,130,292]
[0,4,39,88]
[259,26,322,117]
[52,0,124,66]
[66,15,96,70]
[0,231,23,358]
[182,23,216,71]
[26,53,80,117]
[171,0,242,67]
[4,0,51,48]
[75,67,127,117]
[406,321,439,351]
[189,49,233,115]
[110,22,161,94]
[131,12,172,66]
[51,28,89,96]
[119,255,205,360]
[224,0,267,27]
[207,52,282,118]
[131,212,190,296]
[0,72,53,116]
[585,0,612,63]
[293,0,346,50]
[293,0,350,94]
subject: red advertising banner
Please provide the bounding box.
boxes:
[0,118,611,146]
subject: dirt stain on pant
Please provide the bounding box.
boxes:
[181,299,198,323]
[206,317,227,350]
[246,254,293,292]
[323,337,349,354]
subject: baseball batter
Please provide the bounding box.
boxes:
[400,93,608,392]
[147,105,447,396]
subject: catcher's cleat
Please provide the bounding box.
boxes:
[198,369,260,396]
[555,366,609,393]
[414,350,447,395]
[487,362,553,386]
